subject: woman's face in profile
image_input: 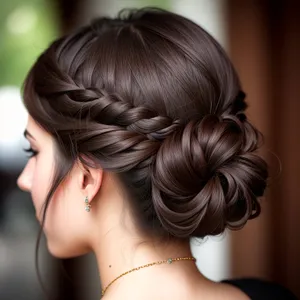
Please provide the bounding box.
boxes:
[17,115,54,220]
[17,115,91,258]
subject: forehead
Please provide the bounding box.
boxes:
[26,115,50,142]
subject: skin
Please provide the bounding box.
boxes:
[17,115,249,300]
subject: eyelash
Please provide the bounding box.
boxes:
[23,147,39,158]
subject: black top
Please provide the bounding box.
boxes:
[222,278,298,300]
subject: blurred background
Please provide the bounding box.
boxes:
[0,0,299,299]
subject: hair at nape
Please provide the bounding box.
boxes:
[23,7,268,241]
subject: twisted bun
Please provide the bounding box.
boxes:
[23,8,268,239]
[152,114,267,238]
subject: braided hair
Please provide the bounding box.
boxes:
[23,8,268,239]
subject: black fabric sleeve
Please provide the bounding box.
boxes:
[222,278,298,300]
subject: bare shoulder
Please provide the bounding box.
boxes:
[102,280,250,300]
[213,282,250,300]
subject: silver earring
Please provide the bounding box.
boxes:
[84,196,91,212]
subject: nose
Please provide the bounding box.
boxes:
[17,162,32,192]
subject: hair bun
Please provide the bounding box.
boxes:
[151,114,268,238]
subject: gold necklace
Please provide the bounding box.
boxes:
[101,256,196,297]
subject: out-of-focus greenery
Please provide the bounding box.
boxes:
[0,0,171,87]
[0,0,58,87]
[140,0,170,9]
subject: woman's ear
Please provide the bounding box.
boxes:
[77,156,103,203]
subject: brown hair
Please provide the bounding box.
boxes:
[23,7,268,241]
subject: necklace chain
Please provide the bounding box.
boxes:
[101,256,196,296]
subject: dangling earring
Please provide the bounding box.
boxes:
[84,196,91,212]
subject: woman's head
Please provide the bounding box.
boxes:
[18,8,268,257]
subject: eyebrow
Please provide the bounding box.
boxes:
[24,129,36,141]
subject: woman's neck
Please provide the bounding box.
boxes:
[88,177,202,298]
[90,214,199,298]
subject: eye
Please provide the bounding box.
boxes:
[23,147,39,158]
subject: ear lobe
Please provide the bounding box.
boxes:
[77,158,103,203]
[84,166,103,203]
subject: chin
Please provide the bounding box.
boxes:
[46,239,90,259]
[47,241,70,258]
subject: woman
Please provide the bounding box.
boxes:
[17,8,296,300]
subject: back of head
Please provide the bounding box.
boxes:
[23,8,268,239]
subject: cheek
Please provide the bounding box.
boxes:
[31,156,55,217]
[48,176,84,230]
[43,177,90,258]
